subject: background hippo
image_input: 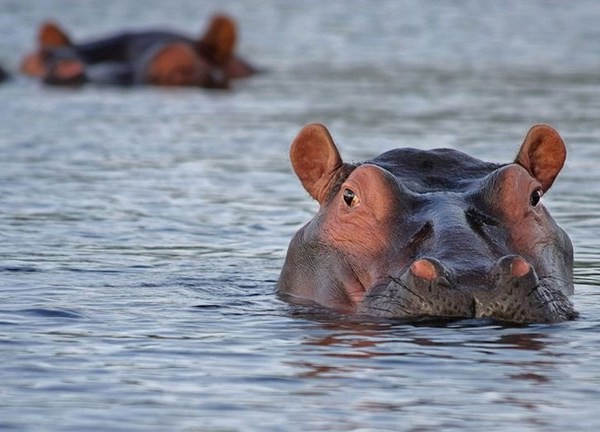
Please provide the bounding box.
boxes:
[20,15,257,87]
[277,124,577,323]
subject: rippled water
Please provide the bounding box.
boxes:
[1,1,600,431]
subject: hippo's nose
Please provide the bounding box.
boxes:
[406,255,541,319]
[407,255,538,292]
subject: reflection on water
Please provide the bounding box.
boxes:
[277,313,596,431]
[1,0,600,431]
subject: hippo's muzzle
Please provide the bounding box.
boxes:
[358,256,578,324]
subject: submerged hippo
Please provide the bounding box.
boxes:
[20,15,257,88]
[277,124,577,324]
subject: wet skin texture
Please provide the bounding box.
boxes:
[277,124,577,324]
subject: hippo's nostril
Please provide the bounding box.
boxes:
[408,257,451,287]
[510,256,530,278]
[495,255,539,292]
[410,258,437,281]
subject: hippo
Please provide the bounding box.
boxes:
[20,15,258,88]
[277,124,577,324]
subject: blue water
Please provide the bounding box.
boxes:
[1,1,600,431]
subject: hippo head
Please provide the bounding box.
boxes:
[277,124,576,324]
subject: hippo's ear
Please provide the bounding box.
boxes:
[290,124,344,203]
[39,21,72,48]
[198,15,237,65]
[515,124,566,192]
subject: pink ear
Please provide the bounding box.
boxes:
[290,124,344,203]
[514,124,566,192]
[39,21,72,48]
[198,15,237,65]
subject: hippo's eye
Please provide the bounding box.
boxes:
[530,189,542,207]
[343,189,357,207]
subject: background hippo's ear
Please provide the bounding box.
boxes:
[514,124,566,192]
[39,21,72,48]
[290,124,344,203]
[198,15,237,65]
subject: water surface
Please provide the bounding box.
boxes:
[1,1,600,431]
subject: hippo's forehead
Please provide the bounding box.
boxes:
[367,148,503,193]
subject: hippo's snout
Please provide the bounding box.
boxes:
[359,255,577,324]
